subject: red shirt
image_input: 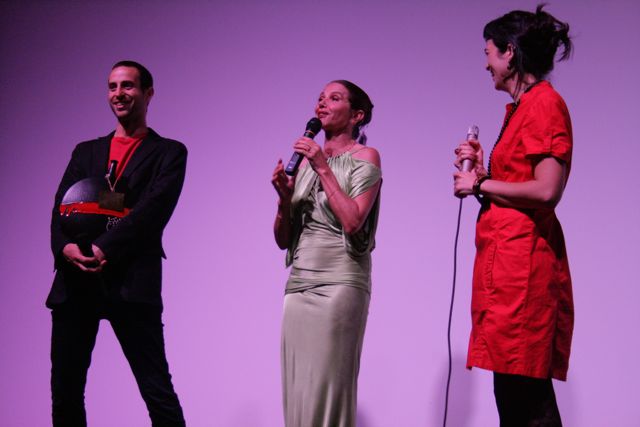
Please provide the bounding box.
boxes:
[109,134,146,180]
[467,81,574,381]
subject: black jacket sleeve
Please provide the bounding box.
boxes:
[50,143,89,268]
[93,140,187,263]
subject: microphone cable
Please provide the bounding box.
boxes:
[442,194,465,427]
[443,125,479,426]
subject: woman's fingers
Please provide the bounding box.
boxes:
[272,159,294,200]
[293,138,320,157]
[467,139,482,150]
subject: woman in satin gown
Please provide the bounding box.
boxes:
[271,80,381,427]
[454,6,574,426]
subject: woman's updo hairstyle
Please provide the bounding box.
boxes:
[483,4,572,82]
[332,80,374,145]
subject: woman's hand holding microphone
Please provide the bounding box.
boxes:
[293,137,329,174]
[453,139,487,198]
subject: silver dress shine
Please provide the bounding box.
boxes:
[282,151,381,427]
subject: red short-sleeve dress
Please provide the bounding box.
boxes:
[467,81,574,381]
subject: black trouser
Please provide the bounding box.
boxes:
[493,372,562,427]
[51,298,185,427]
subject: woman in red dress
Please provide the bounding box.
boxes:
[453,6,574,426]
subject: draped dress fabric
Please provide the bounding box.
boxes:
[467,81,574,380]
[282,150,381,427]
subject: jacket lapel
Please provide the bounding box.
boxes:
[119,128,161,181]
[92,133,113,176]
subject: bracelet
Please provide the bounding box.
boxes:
[473,175,490,196]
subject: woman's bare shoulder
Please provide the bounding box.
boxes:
[352,145,381,168]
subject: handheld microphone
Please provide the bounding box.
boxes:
[285,118,323,176]
[461,125,479,172]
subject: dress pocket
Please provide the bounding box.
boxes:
[482,242,498,305]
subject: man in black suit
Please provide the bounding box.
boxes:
[49,61,186,427]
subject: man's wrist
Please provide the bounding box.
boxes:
[278,199,291,210]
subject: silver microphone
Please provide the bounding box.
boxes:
[461,125,479,172]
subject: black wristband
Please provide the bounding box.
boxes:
[473,175,490,196]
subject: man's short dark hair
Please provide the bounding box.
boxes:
[112,60,154,91]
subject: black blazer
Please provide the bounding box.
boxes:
[48,128,187,308]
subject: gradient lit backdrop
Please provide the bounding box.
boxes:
[1,0,639,426]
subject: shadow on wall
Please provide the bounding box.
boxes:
[554,375,577,426]
[357,407,371,427]
[432,354,475,427]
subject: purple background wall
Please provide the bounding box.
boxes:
[1,0,638,425]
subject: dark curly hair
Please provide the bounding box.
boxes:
[483,4,572,84]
